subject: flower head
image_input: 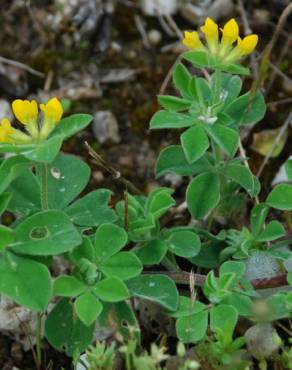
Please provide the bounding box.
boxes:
[0,96,64,145]
[40,97,63,125]
[12,99,38,125]
[183,17,258,64]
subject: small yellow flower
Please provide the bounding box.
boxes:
[40,97,63,124]
[221,18,239,46]
[183,31,204,50]
[0,118,14,143]
[237,35,258,55]
[225,34,258,62]
[200,17,219,53]
[12,99,38,125]
[183,17,258,65]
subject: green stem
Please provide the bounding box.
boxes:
[34,162,49,369]
[39,162,49,210]
[212,70,222,104]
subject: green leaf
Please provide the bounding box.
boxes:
[219,261,246,282]
[165,229,201,258]
[225,163,258,196]
[53,275,86,297]
[190,240,223,268]
[176,310,208,343]
[100,252,142,280]
[186,172,220,219]
[145,187,175,219]
[0,226,14,251]
[256,221,286,242]
[150,111,194,129]
[7,168,41,215]
[70,236,95,264]
[94,277,130,302]
[98,301,140,341]
[222,293,252,317]
[168,296,206,318]
[45,298,94,356]
[11,210,82,256]
[181,125,209,163]
[65,189,117,227]
[0,252,52,311]
[195,78,212,105]
[218,74,242,105]
[219,63,249,75]
[250,203,269,236]
[155,145,212,177]
[183,51,210,68]
[173,63,192,98]
[205,124,239,156]
[23,136,63,163]
[134,239,168,265]
[158,95,191,111]
[285,159,292,181]
[47,153,90,209]
[0,192,11,216]
[95,223,127,262]
[225,91,266,126]
[74,292,103,326]
[210,304,238,339]
[51,114,93,140]
[266,184,292,210]
[126,274,179,311]
[0,155,32,194]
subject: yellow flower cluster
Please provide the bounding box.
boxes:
[183,17,258,62]
[0,97,63,144]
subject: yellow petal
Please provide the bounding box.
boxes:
[1,118,12,131]
[40,97,63,124]
[222,18,239,44]
[201,17,218,39]
[12,99,38,125]
[182,31,204,50]
[0,118,14,143]
[237,34,258,55]
[200,17,218,53]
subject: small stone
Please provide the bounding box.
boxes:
[92,111,120,144]
[245,323,281,359]
[148,29,162,46]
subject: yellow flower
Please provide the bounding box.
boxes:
[39,97,63,140]
[183,17,258,65]
[12,99,38,125]
[40,97,63,124]
[225,34,258,62]
[183,31,204,50]
[200,17,219,53]
[221,18,239,47]
[237,35,258,55]
[0,118,14,143]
